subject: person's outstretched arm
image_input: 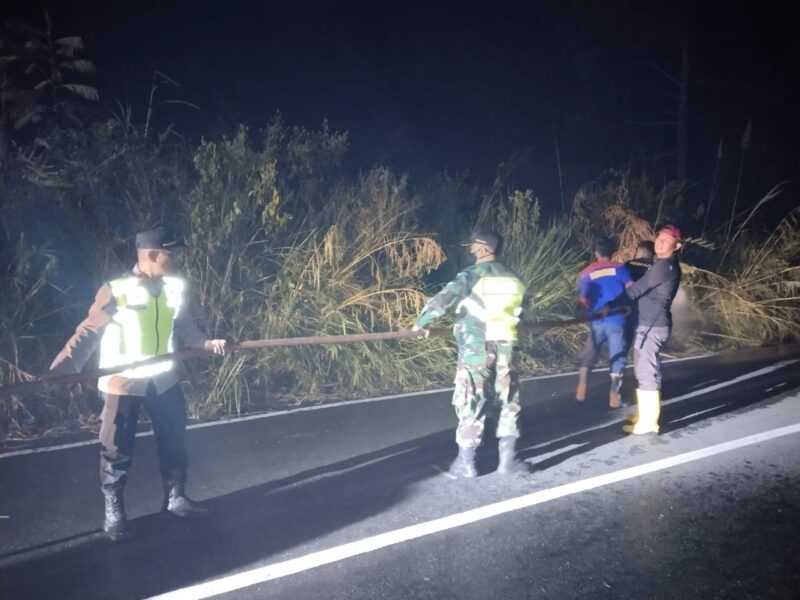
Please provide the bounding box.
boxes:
[50,283,115,375]
[415,269,475,329]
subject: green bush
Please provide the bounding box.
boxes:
[180,128,451,417]
[2,109,797,440]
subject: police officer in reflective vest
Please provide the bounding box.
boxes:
[49,229,227,541]
[413,229,528,478]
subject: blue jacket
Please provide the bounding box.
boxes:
[578,260,632,326]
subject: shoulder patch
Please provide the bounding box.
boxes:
[589,268,617,280]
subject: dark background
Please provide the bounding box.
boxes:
[5,0,800,220]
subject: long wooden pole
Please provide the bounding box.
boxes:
[0,309,624,397]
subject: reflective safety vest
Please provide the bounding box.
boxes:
[98,275,186,379]
[457,275,526,341]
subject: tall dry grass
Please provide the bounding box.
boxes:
[475,189,587,368]
[3,99,797,439]
[0,236,97,438]
[683,207,800,345]
[181,129,451,416]
[479,190,584,319]
[571,170,657,253]
[257,169,450,401]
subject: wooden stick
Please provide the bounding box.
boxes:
[0,309,625,397]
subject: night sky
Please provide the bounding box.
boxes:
[5,0,800,218]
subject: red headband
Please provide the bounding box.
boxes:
[659,224,684,243]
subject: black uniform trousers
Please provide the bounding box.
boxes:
[99,381,188,492]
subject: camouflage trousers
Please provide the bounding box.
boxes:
[451,340,521,449]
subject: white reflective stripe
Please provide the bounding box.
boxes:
[110,277,146,303]
[126,286,150,306]
[116,307,144,355]
[457,297,520,341]
[457,296,488,320]
[97,359,174,392]
[100,301,146,368]
[98,323,122,369]
[163,276,185,317]
[163,278,184,348]
[98,360,174,384]
[456,275,524,340]
[121,360,174,379]
[473,277,525,313]
[98,276,186,377]
[458,296,522,321]
[485,322,518,341]
[475,276,525,296]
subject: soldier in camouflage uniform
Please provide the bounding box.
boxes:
[413,229,527,478]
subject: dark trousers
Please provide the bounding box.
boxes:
[632,325,670,391]
[99,382,188,492]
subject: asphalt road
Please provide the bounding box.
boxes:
[1,344,799,599]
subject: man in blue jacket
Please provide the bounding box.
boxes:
[575,236,632,407]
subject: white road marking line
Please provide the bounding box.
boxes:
[0,353,720,459]
[667,405,728,424]
[261,447,421,498]
[528,442,589,464]
[693,379,718,388]
[517,359,800,453]
[661,359,800,407]
[766,382,788,393]
[147,423,800,600]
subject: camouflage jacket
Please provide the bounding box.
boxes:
[415,260,526,343]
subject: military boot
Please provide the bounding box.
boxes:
[447,446,478,479]
[575,367,589,402]
[102,487,131,542]
[162,482,211,519]
[496,437,531,474]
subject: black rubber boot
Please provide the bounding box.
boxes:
[103,487,132,541]
[163,482,210,519]
[496,437,530,475]
[447,446,478,479]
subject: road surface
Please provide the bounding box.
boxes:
[1,344,799,599]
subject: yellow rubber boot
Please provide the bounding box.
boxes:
[623,389,660,434]
[575,367,589,402]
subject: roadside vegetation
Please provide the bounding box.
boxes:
[1,18,798,441]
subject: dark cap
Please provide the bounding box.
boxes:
[461,228,500,252]
[135,228,186,251]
